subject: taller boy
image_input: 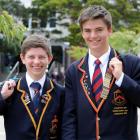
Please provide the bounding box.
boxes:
[62,5,140,140]
[0,34,65,140]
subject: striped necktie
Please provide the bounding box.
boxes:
[30,82,41,114]
[92,59,103,106]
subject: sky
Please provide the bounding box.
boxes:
[20,0,31,8]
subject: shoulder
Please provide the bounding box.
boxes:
[66,58,83,73]
[53,81,64,90]
[51,80,65,95]
[68,59,81,68]
[121,53,140,64]
[120,54,140,73]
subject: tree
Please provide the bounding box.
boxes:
[0,0,27,54]
[68,0,140,59]
[109,30,140,55]
[29,0,140,59]
[67,46,87,60]
[0,10,26,54]
[0,0,28,18]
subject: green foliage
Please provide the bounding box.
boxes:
[66,0,140,59]
[129,23,140,34]
[67,46,87,60]
[86,0,108,6]
[32,0,82,22]
[65,23,85,46]
[32,0,67,17]
[0,11,26,54]
[85,0,140,32]
[109,30,140,54]
[0,0,28,18]
[28,0,140,59]
[67,30,140,60]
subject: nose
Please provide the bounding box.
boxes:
[90,31,97,38]
[34,57,40,63]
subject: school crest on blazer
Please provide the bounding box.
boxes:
[49,115,59,139]
[112,89,127,106]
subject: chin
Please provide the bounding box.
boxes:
[34,73,43,78]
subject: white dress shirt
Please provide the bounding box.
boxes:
[26,72,46,100]
[88,47,124,87]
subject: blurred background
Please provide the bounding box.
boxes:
[0,0,140,139]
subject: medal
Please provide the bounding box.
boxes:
[100,71,112,99]
[100,49,118,100]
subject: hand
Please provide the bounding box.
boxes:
[1,79,16,100]
[109,57,123,80]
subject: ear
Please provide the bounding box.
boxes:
[108,27,112,36]
[20,53,25,64]
[48,56,53,64]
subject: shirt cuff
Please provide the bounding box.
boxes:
[115,72,124,87]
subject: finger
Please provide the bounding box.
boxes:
[7,83,12,90]
[7,80,16,90]
[109,64,114,72]
[8,83,15,90]
[111,57,119,61]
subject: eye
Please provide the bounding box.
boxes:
[27,55,35,59]
[96,28,103,32]
[83,29,91,33]
[39,56,47,60]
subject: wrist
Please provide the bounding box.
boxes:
[115,72,124,87]
[0,92,7,100]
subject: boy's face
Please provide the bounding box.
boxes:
[20,47,51,80]
[81,18,112,55]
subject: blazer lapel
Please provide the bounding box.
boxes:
[38,76,53,115]
[36,76,54,138]
[77,48,119,113]
[78,54,98,112]
[97,48,119,111]
[17,75,54,138]
[17,76,38,130]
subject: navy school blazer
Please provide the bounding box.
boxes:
[62,48,140,140]
[0,75,65,140]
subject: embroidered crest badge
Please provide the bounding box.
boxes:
[112,89,127,106]
[49,115,58,139]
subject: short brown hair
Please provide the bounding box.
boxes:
[21,34,52,57]
[78,5,112,30]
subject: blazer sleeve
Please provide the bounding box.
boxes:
[61,66,77,140]
[120,54,140,107]
[0,92,7,115]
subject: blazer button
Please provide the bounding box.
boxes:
[98,136,101,139]
[98,117,100,121]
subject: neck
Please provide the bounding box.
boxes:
[90,46,109,58]
[29,73,45,81]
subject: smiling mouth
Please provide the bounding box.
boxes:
[90,40,100,45]
[32,66,43,70]
[89,39,100,43]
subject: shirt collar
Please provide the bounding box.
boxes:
[88,47,111,66]
[26,72,46,88]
